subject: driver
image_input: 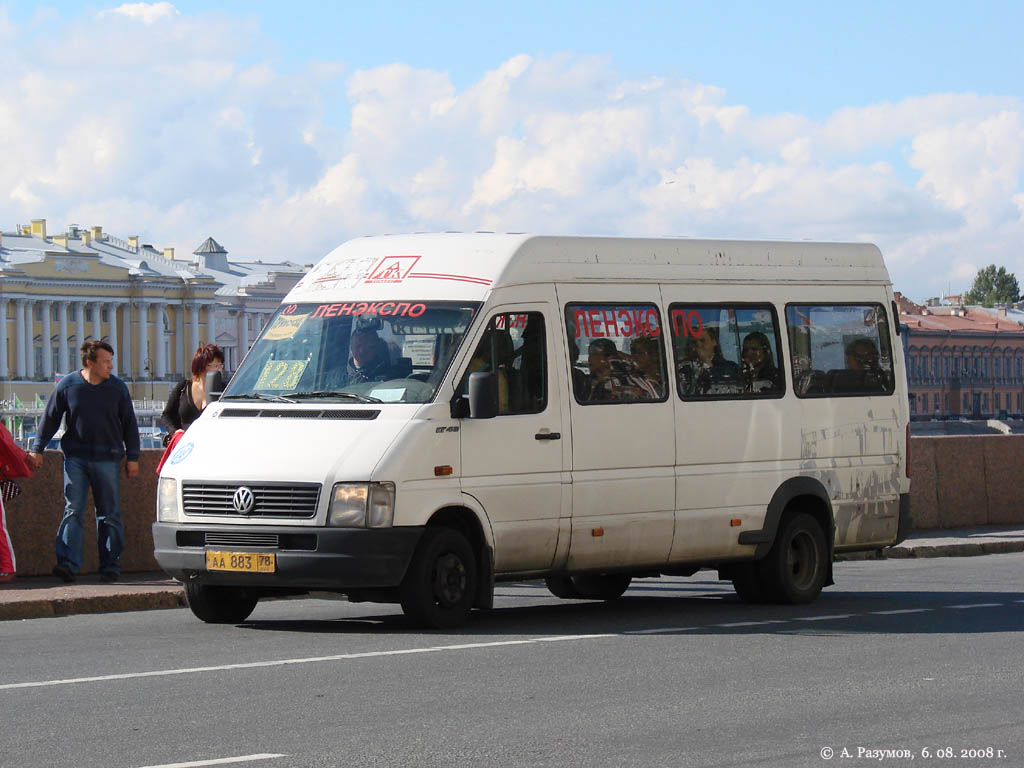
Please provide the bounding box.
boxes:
[341,327,400,385]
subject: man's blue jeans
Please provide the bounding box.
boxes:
[56,456,123,575]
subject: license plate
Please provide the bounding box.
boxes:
[206,551,276,573]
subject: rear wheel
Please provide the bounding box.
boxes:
[400,527,477,629]
[759,512,828,604]
[184,582,258,624]
[570,573,632,601]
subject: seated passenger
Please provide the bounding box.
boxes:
[587,338,659,402]
[628,335,664,396]
[841,337,887,393]
[677,327,742,396]
[741,331,782,393]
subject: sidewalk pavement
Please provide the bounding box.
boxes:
[3,525,1024,622]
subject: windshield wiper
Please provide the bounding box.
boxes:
[285,390,383,404]
[221,392,298,403]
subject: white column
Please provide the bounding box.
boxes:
[121,303,132,380]
[237,307,249,359]
[190,303,199,355]
[175,304,184,377]
[58,301,69,374]
[137,301,149,378]
[108,303,119,376]
[14,300,26,379]
[24,298,35,379]
[92,301,102,344]
[155,302,167,378]
[41,300,53,379]
[0,298,8,378]
[76,300,86,355]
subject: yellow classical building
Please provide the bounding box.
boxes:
[1,219,308,405]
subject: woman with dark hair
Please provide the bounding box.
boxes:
[161,343,226,434]
[741,331,782,393]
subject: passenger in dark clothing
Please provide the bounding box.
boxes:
[677,327,742,396]
[741,331,782,393]
[28,340,140,583]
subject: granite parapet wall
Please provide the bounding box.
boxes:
[5,451,162,577]
[3,438,1022,576]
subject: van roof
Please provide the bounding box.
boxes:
[286,233,891,304]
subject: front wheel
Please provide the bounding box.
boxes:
[570,573,632,601]
[400,527,477,629]
[184,582,258,624]
[759,512,828,604]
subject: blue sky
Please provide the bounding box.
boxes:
[2,1,1023,300]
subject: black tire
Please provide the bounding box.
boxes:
[184,582,258,624]
[545,574,585,599]
[731,564,767,603]
[400,527,477,629]
[758,512,828,604]
[570,573,632,601]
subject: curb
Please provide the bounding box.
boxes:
[836,540,1024,561]
[0,590,185,621]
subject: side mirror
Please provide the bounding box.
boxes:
[467,371,498,419]
[205,370,225,403]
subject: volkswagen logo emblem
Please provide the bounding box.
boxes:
[232,486,255,514]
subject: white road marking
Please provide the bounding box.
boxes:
[623,626,700,634]
[136,755,285,768]
[712,620,788,628]
[0,634,615,691]
[794,614,855,621]
[870,608,931,615]
[945,603,1003,609]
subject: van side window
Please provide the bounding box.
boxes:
[785,303,895,397]
[669,304,785,399]
[564,304,668,404]
[459,312,547,414]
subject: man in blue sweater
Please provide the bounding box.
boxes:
[27,340,141,583]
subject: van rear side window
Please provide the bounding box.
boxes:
[669,304,785,399]
[565,304,667,404]
[785,303,895,397]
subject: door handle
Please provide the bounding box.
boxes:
[535,432,561,440]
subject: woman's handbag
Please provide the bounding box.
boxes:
[0,479,21,502]
[156,430,186,475]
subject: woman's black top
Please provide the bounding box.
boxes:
[161,379,203,432]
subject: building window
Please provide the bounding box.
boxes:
[944,393,949,413]
[983,394,989,411]
[964,393,970,411]
[921,393,928,412]
[102,308,109,322]
[33,306,42,321]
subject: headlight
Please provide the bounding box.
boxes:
[328,482,395,528]
[157,478,179,522]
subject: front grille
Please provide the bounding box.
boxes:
[220,408,379,420]
[175,531,317,551]
[204,531,279,547]
[182,482,321,518]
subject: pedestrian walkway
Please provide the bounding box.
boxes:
[2,525,1024,621]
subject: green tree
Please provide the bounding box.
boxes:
[965,264,1020,307]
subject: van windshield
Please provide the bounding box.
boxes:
[223,301,479,404]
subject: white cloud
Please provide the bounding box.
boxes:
[1,9,1022,302]
[101,2,179,25]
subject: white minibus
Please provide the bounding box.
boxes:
[153,234,911,627]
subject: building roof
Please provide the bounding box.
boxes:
[193,237,227,255]
[1,221,310,300]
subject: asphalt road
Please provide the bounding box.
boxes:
[2,554,1022,768]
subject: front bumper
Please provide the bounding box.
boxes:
[153,522,423,590]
